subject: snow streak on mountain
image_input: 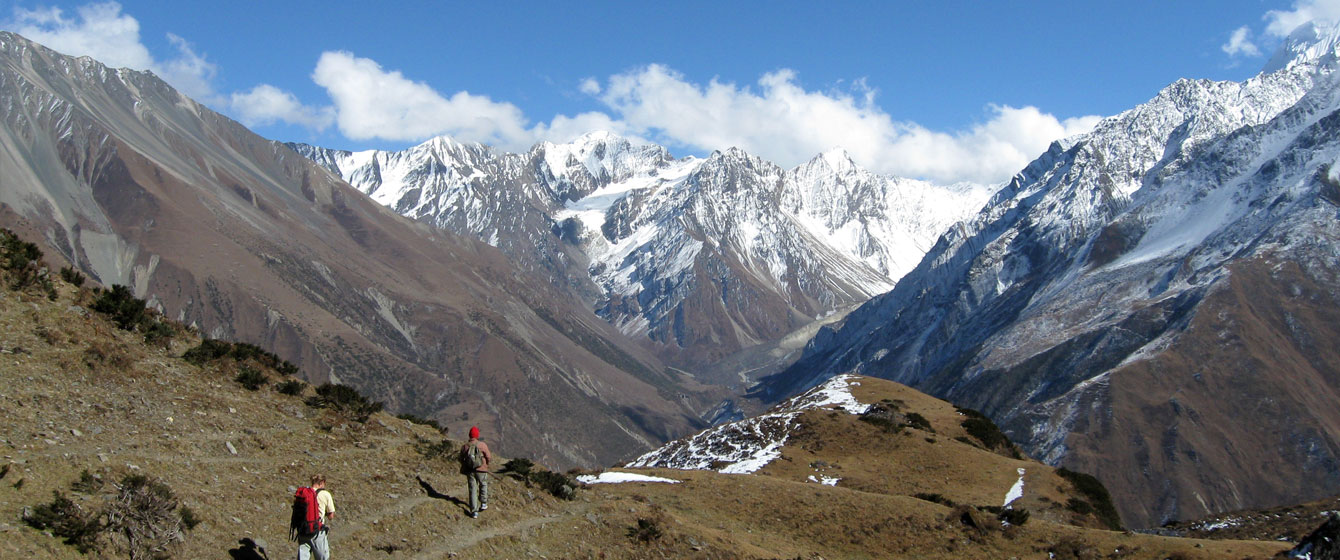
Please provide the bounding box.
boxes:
[758,21,1340,527]
[292,132,991,373]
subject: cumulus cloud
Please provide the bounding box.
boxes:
[5,2,220,102]
[1265,0,1340,37]
[591,65,1099,184]
[310,51,638,150]
[313,51,540,149]
[230,84,334,130]
[1222,26,1262,57]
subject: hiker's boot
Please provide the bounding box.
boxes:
[480,503,488,511]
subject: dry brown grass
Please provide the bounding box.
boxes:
[0,279,1294,559]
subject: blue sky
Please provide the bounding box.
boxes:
[0,0,1328,183]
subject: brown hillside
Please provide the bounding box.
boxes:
[0,270,1290,559]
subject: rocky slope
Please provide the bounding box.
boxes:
[0,31,719,469]
[0,276,1291,558]
[757,21,1340,528]
[291,132,990,378]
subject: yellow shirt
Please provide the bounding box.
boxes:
[316,488,335,519]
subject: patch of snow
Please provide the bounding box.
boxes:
[1003,467,1025,507]
[779,373,871,415]
[807,475,840,486]
[576,472,681,485]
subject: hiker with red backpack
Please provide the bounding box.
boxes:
[460,426,493,518]
[290,474,335,560]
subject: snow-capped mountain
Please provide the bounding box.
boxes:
[629,374,871,474]
[757,21,1340,528]
[292,133,991,373]
[0,31,718,470]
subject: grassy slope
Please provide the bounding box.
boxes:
[0,275,1292,559]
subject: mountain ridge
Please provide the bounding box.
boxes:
[755,21,1340,527]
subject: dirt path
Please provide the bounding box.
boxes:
[407,500,596,560]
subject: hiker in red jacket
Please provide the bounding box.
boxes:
[460,425,493,518]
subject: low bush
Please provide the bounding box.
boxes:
[532,470,577,500]
[413,437,456,461]
[500,458,535,484]
[1057,468,1122,530]
[234,366,268,391]
[22,491,103,553]
[59,265,85,287]
[999,507,1030,526]
[0,228,55,298]
[395,413,442,432]
[904,412,934,433]
[183,338,298,375]
[306,383,384,423]
[275,379,305,396]
[626,517,663,543]
[104,474,186,559]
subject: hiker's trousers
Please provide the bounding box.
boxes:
[297,530,329,560]
[467,471,489,512]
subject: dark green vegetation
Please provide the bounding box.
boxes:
[23,472,196,559]
[306,383,385,423]
[1058,467,1123,530]
[0,228,55,299]
[182,338,298,375]
[955,406,1021,458]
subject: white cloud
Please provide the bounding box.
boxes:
[312,51,539,150]
[579,77,601,95]
[230,84,334,131]
[1265,0,1340,37]
[592,65,1098,184]
[310,51,641,150]
[5,2,219,102]
[1222,26,1262,57]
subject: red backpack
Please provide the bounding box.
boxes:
[289,486,323,540]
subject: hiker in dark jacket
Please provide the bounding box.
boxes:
[460,425,493,518]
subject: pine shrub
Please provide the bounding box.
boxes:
[626,517,663,543]
[22,491,103,553]
[275,379,305,396]
[306,383,384,423]
[234,366,268,391]
[1057,468,1122,530]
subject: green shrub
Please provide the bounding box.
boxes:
[234,366,267,391]
[413,437,456,460]
[999,507,1030,526]
[0,229,53,296]
[183,338,298,375]
[22,491,103,553]
[904,412,934,433]
[275,379,305,396]
[532,470,577,500]
[500,458,535,484]
[71,469,103,494]
[306,383,384,423]
[395,413,442,431]
[626,517,663,543]
[91,285,149,331]
[59,265,85,287]
[1057,468,1122,530]
[178,505,201,531]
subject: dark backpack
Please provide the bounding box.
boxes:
[461,442,483,472]
[289,487,322,540]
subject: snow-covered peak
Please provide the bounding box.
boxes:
[815,148,858,174]
[626,375,870,474]
[1262,20,1340,74]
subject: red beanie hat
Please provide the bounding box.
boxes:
[469,426,480,439]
